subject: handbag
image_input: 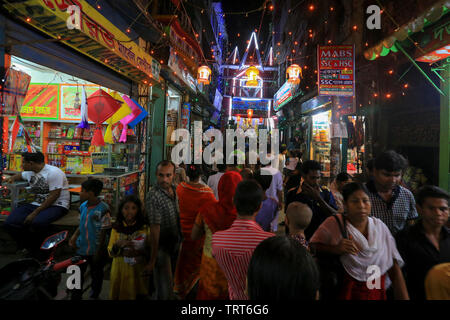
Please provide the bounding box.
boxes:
[315,214,348,300]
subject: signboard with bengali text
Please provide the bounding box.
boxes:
[318,45,355,96]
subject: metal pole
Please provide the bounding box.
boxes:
[395,42,446,96]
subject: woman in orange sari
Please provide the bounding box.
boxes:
[174,164,215,299]
[191,171,243,299]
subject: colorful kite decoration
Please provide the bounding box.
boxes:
[86,89,120,146]
[127,98,148,128]
[104,91,132,144]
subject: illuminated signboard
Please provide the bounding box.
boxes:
[274,81,296,111]
[416,16,450,63]
[318,45,355,96]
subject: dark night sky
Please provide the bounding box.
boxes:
[220,0,272,60]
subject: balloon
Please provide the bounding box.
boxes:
[87,89,120,146]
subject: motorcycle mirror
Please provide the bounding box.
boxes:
[40,231,68,250]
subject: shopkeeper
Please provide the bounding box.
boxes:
[4,151,70,258]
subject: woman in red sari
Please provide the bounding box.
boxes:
[191,171,243,299]
[173,164,216,299]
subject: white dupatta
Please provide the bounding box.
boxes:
[340,217,404,282]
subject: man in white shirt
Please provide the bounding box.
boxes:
[5,152,70,257]
[207,163,226,200]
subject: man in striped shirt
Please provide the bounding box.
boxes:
[212,180,274,300]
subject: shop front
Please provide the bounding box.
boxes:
[301,95,365,181]
[0,0,160,214]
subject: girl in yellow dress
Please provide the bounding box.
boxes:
[108,195,151,300]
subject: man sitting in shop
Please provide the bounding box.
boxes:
[4,151,70,259]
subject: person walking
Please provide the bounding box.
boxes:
[212,180,274,300]
[173,164,216,299]
[144,160,182,300]
[191,171,242,300]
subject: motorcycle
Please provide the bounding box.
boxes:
[0,230,86,300]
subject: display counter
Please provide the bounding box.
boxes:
[2,170,139,217]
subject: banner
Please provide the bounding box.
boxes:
[168,48,197,92]
[20,84,59,119]
[3,0,160,83]
[318,45,355,96]
[60,84,98,120]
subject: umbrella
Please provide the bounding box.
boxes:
[87,89,120,146]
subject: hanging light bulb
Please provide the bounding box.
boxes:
[197,65,212,85]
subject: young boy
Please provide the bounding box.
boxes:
[285,201,313,249]
[212,180,274,300]
[69,179,111,300]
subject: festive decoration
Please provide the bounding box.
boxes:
[121,95,147,128]
[245,66,259,86]
[286,64,302,84]
[118,95,142,143]
[104,91,132,144]
[247,108,253,118]
[86,89,121,146]
[236,115,241,123]
[197,65,212,84]
[77,86,89,129]
[1,67,31,115]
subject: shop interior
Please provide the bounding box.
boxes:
[1,56,140,216]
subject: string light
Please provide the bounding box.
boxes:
[26,17,31,22]
[386,93,392,99]
[309,5,315,11]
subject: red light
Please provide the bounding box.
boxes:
[309,5,315,11]
[269,5,274,10]
[353,25,357,31]
[26,17,31,22]
[404,83,409,88]
[386,93,392,99]
[126,28,131,33]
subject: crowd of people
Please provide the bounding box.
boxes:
[2,148,449,300]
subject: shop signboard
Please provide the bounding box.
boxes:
[180,103,191,130]
[274,81,296,111]
[415,15,450,63]
[20,84,59,120]
[3,0,160,83]
[232,98,270,113]
[318,45,355,96]
[168,48,197,92]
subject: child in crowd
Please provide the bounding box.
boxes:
[69,179,111,300]
[253,169,278,232]
[285,201,313,249]
[108,195,151,300]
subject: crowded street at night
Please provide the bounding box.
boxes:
[0,0,449,311]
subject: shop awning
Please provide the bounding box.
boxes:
[3,0,160,84]
[364,0,450,60]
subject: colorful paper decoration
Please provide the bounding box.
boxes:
[1,67,31,115]
[118,95,140,143]
[104,91,132,144]
[197,65,212,85]
[77,86,89,129]
[127,98,148,128]
[287,64,302,84]
[86,89,120,146]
